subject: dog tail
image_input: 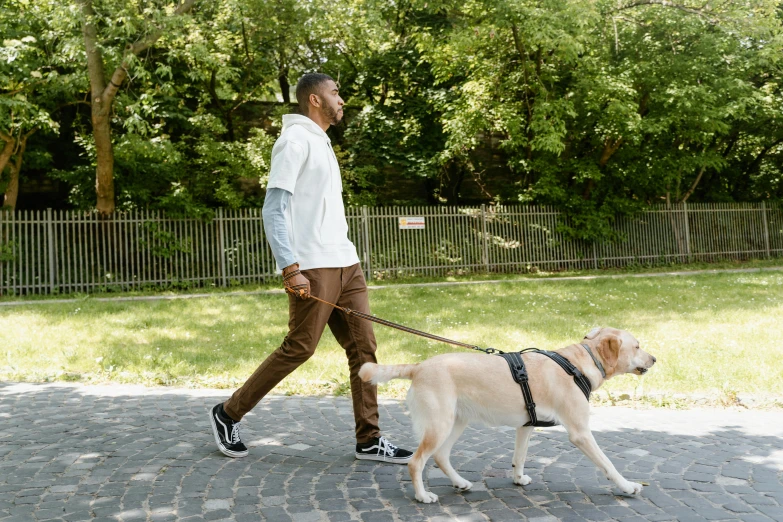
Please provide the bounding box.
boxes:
[359,362,418,384]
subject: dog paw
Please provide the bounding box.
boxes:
[620,481,643,495]
[416,491,439,503]
[514,474,532,486]
[453,478,472,490]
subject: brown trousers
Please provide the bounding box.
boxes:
[223,263,380,443]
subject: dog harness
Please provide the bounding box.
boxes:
[499,344,603,427]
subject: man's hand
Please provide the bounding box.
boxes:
[282,263,310,299]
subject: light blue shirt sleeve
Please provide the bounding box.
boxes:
[262,187,297,269]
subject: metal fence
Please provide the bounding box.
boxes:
[0,203,781,295]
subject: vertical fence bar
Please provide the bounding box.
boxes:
[480,204,489,273]
[761,201,771,259]
[683,202,691,262]
[362,205,371,281]
[47,208,55,293]
[218,208,227,287]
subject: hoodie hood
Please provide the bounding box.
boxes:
[281,114,330,141]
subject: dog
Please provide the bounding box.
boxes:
[359,327,656,503]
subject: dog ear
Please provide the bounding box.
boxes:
[584,327,601,340]
[596,335,620,372]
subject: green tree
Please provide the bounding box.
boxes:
[412,0,783,238]
[0,1,66,210]
[74,0,197,215]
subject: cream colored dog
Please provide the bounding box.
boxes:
[359,327,656,503]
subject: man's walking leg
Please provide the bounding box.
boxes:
[210,268,340,457]
[328,264,413,463]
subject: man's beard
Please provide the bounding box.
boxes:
[321,104,342,125]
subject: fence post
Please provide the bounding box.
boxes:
[0,211,5,296]
[592,242,599,270]
[480,204,490,273]
[761,201,771,259]
[217,208,227,287]
[683,201,692,262]
[46,208,56,293]
[361,206,372,281]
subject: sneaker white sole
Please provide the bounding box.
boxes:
[355,452,412,464]
[208,409,248,458]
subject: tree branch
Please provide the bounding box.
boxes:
[743,137,783,177]
[680,165,705,202]
[104,0,198,102]
[599,137,624,167]
[11,129,35,173]
[208,69,224,110]
[614,0,718,24]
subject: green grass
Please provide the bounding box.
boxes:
[2,263,783,407]
[1,256,781,303]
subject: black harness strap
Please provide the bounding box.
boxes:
[537,350,593,401]
[499,352,555,427]
[499,349,594,427]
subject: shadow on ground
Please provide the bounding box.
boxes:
[1,382,782,521]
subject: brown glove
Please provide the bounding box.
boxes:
[282,263,310,299]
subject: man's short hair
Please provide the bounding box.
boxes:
[295,73,334,114]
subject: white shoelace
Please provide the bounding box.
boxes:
[377,436,397,457]
[230,422,242,445]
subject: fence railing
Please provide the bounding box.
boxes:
[1,203,781,295]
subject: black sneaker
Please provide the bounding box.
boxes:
[355,436,413,464]
[209,403,248,458]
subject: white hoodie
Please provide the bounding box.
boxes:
[266,114,360,271]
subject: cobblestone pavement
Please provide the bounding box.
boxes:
[1,382,782,522]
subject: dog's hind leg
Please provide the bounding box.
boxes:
[512,426,534,486]
[408,398,456,503]
[432,418,471,491]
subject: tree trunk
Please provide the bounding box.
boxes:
[279,69,290,104]
[3,170,18,210]
[1,130,34,210]
[440,160,465,205]
[78,0,115,215]
[92,108,115,214]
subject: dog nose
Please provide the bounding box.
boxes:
[652,356,657,364]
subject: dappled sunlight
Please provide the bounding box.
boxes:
[1,382,782,520]
[2,271,783,397]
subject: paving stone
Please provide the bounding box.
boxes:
[2,383,782,522]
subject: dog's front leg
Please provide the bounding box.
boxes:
[564,422,643,495]
[512,426,534,485]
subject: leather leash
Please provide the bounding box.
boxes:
[286,288,501,355]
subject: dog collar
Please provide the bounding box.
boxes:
[580,343,606,379]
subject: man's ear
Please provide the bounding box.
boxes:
[596,335,620,372]
[309,93,321,108]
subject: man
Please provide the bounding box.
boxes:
[209,73,413,464]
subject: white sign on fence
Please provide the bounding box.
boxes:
[398,216,425,229]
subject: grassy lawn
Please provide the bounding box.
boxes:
[2,262,783,407]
